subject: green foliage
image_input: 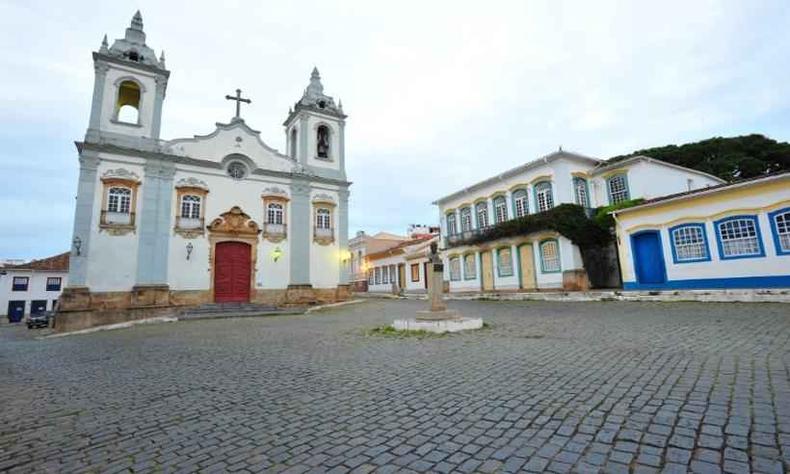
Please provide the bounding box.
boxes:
[610,134,790,181]
[593,198,645,228]
[366,325,444,338]
[460,204,613,249]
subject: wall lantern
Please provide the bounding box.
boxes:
[340,249,352,263]
[272,247,283,262]
[186,242,194,260]
[72,236,82,256]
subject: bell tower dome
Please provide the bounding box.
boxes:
[283,67,347,180]
[86,11,170,144]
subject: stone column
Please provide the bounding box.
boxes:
[134,159,175,306]
[337,187,350,285]
[86,63,108,141]
[298,116,309,166]
[67,154,100,288]
[289,179,312,286]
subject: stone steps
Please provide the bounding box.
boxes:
[178,303,305,321]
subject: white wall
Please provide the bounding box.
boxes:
[367,254,405,293]
[309,188,341,289]
[1,270,68,316]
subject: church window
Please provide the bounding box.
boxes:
[316,125,330,159]
[539,239,561,273]
[181,195,201,219]
[476,202,489,228]
[289,129,298,159]
[573,178,590,207]
[316,208,331,229]
[670,224,709,263]
[116,80,141,124]
[534,181,554,213]
[769,208,790,254]
[446,213,457,235]
[227,161,247,180]
[127,50,140,62]
[497,248,514,277]
[513,190,528,218]
[108,187,132,214]
[267,203,284,225]
[463,254,476,280]
[460,207,473,232]
[715,216,763,259]
[493,196,508,224]
[607,174,630,205]
[318,100,327,109]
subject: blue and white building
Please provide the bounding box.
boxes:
[434,150,723,292]
[613,172,790,290]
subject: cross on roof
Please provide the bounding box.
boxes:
[225,88,251,120]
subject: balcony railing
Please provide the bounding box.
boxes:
[100,210,136,227]
[263,223,288,241]
[314,226,335,244]
[176,216,204,230]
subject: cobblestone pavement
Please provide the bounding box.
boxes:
[1,300,789,473]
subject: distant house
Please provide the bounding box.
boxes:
[348,231,410,292]
[366,235,439,294]
[434,150,724,293]
[1,253,69,322]
[612,172,790,290]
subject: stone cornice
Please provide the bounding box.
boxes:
[93,52,170,78]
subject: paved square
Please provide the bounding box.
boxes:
[1,300,789,473]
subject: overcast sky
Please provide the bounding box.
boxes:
[1,0,789,260]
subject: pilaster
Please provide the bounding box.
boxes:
[135,158,175,285]
[68,153,100,287]
[150,75,168,139]
[289,179,312,285]
[86,62,109,140]
[338,187,350,284]
[298,115,309,166]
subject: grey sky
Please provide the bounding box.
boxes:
[1,0,789,259]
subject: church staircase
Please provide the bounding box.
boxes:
[178,303,305,321]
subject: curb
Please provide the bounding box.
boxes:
[42,316,178,339]
[306,299,367,314]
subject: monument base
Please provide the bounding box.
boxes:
[392,316,484,333]
[415,309,462,321]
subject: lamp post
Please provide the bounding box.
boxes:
[186,242,194,260]
[72,236,82,256]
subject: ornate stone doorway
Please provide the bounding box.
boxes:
[207,206,261,303]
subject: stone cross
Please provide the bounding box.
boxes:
[225,89,251,119]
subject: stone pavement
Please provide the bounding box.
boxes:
[1,300,789,473]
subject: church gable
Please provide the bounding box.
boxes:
[164,120,296,173]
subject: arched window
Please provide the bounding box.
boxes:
[539,239,561,273]
[108,187,131,214]
[463,254,476,280]
[573,178,589,207]
[512,190,528,218]
[476,202,489,228]
[316,125,330,159]
[715,216,763,259]
[607,174,630,205]
[669,224,709,263]
[460,207,473,232]
[267,203,284,225]
[534,181,554,212]
[116,80,141,124]
[289,129,298,159]
[316,208,331,229]
[446,213,457,235]
[497,247,514,277]
[493,196,508,224]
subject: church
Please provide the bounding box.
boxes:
[58,12,352,330]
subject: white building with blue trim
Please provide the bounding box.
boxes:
[613,172,790,290]
[434,150,723,293]
[58,12,351,330]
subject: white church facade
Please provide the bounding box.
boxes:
[59,12,351,330]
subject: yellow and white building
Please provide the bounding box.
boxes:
[613,172,790,290]
[434,150,723,292]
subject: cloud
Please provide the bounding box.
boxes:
[1,0,789,258]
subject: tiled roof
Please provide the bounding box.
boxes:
[6,252,70,271]
[366,235,437,260]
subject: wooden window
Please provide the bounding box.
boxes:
[374,267,381,284]
[463,254,476,280]
[367,269,374,285]
[476,202,489,228]
[513,190,528,218]
[267,203,284,225]
[607,174,630,205]
[716,216,764,259]
[493,196,508,224]
[670,224,709,263]
[573,178,589,207]
[449,258,462,281]
[12,276,29,292]
[446,213,457,235]
[46,277,62,292]
[313,203,335,245]
[410,263,420,282]
[100,174,140,232]
[497,248,514,276]
[534,182,554,212]
[769,208,790,255]
[539,239,561,273]
[460,207,472,232]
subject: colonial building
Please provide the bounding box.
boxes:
[348,231,409,292]
[613,172,790,290]
[434,150,724,293]
[1,253,69,323]
[366,235,439,294]
[59,12,351,329]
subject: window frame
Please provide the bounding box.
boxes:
[714,215,765,260]
[446,212,457,235]
[460,207,473,232]
[493,196,508,224]
[100,175,141,232]
[12,276,29,292]
[512,189,528,218]
[449,257,462,281]
[382,265,389,284]
[606,173,630,205]
[533,181,554,213]
[497,247,514,277]
[315,208,331,229]
[539,239,562,273]
[315,124,332,160]
[266,202,284,225]
[107,186,132,214]
[475,202,489,228]
[768,207,790,256]
[46,277,62,292]
[463,254,476,280]
[180,194,202,219]
[410,263,420,282]
[374,267,381,285]
[668,223,711,264]
[573,177,590,208]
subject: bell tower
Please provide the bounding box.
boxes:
[86,11,169,144]
[283,67,347,180]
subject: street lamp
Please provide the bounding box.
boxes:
[72,236,82,256]
[186,242,194,260]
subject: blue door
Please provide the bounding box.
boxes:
[7,301,25,323]
[631,231,666,285]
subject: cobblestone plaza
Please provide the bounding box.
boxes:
[1,300,789,473]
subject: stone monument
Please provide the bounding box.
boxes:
[393,242,483,333]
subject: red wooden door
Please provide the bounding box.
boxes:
[214,241,251,303]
